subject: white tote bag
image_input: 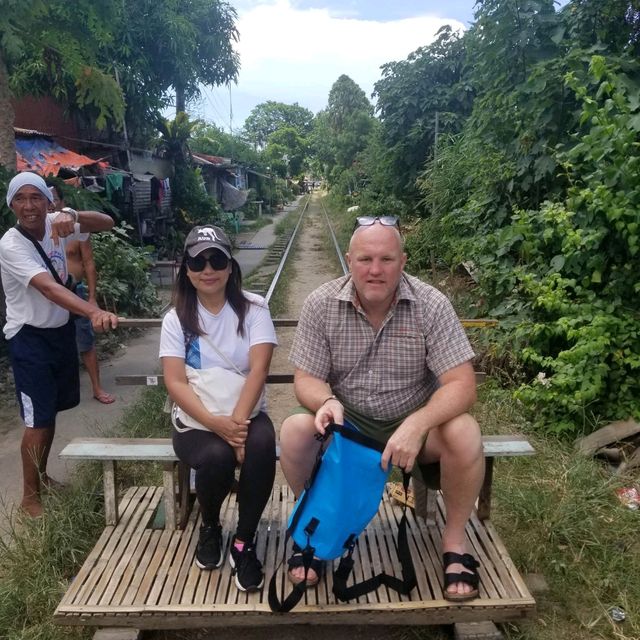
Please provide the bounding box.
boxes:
[172,334,265,432]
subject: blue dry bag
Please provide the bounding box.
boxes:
[269,420,416,612]
[288,419,389,560]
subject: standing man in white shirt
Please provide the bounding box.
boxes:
[0,172,118,517]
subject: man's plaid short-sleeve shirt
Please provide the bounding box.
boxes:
[289,273,475,421]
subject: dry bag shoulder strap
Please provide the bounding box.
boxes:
[332,471,416,602]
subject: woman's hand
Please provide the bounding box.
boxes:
[211,415,249,448]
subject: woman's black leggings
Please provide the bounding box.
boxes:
[172,412,276,542]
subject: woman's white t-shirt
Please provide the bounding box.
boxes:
[159,292,278,418]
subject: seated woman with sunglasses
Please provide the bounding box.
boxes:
[160,225,277,593]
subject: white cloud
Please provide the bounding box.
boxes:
[201,0,464,127]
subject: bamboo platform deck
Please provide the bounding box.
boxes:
[54,484,535,630]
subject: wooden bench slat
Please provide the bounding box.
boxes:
[60,435,534,462]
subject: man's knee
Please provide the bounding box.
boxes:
[434,413,483,460]
[280,413,316,447]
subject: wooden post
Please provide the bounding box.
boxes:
[102,460,118,525]
[162,462,176,531]
[477,458,494,520]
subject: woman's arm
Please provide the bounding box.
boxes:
[231,342,274,423]
[162,356,248,448]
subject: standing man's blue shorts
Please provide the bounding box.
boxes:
[8,321,80,428]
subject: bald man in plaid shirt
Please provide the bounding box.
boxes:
[280,217,485,602]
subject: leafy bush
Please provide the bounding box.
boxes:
[475,58,640,435]
[91,223,161,317]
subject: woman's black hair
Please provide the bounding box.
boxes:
[173,254,249,337]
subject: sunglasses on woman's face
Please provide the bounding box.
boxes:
[186,252,230,272]
[354,215,400,230]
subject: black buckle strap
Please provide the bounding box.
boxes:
[332,472,416,602]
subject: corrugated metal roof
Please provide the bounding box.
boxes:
[192,152,234,167]
[15,135,108,176]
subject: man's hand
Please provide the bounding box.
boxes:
[89,309,118,332]
[50,209,77,245]
[381,416,426,472]
[314,397,344,435]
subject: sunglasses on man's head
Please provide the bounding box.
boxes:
[186,252,230,272]
[354,216,400,230]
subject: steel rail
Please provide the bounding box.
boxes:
[264,195,310,304]
[319,198,348,276]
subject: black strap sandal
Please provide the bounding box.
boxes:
[442,551,480,602]
[287,552,325,587]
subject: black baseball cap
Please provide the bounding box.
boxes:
[184,225,232,258]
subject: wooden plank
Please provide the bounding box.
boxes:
[131,529,173,605]
[103,460,118,526]
[56,486,536,629]
[87,488,162,606]
[403,505,442,599]
[481,436,534,457]
[60,439,177,462]
[575,419,640,455]
[145,531,183,605]
[162,463,176,531]
[454,621,503,639]
[61,435,533,462]
[99,493,162,606]
[120,531,162,606]
[116,371,488,387]
[93,629,141,640]
[111,529,153,605]
[158,506,199,605]
[115,317,496,330]
[75,488,159,605]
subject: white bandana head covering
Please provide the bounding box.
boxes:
[6,172,54,208]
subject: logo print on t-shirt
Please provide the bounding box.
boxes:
[48,248,67,282]
[185,337,202,369]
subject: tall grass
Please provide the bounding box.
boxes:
[0,387,168,640]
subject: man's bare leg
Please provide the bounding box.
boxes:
[21,427,54,517]
[81,347,115,404]
[422,413,484,597]
[279,413,324,582]
[279,413,319,496]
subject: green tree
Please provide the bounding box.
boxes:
[157,113,220,232]
[314,75,376,190]
[243,101,314,149]
[0,0,125,170]
[191,120,263,168]
[110,0,239,119]
[373,26,471,204]
[264,126,307,178]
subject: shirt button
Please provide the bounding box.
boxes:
[368,370,373,375]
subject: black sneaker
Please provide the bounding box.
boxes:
[195,524,223,570]
[229,541,264,592]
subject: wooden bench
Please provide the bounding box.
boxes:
[59,435,533,531]
[59,438,189,531]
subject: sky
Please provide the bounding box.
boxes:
[192,0,569,132]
